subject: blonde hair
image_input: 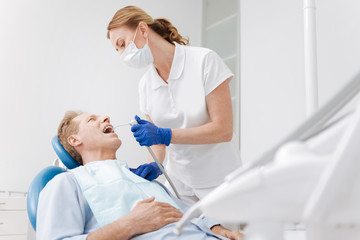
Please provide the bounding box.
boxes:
[57,111,83,165]
[107,6,189,45]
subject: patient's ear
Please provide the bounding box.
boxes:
[68,135,82,147]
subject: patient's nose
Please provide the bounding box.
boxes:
[101,116,110,123]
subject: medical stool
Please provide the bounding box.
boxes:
[26,136,80,230]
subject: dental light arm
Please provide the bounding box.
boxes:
[174,71,360,235]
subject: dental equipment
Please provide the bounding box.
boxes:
[114,120,182,200]
[225,72,360,184]
[175,71,360,236]
[113,123,132,128]
[304,0,319,117]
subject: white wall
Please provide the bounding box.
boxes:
[240,0,360,163]
[0,0,202,192]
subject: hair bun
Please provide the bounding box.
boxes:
[153,18,189,45]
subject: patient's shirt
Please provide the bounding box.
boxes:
[36,160,228,240]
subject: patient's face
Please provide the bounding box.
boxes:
[71,113,121,152]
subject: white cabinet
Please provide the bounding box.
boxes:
[0,195,28,240]
[0,236,28,240]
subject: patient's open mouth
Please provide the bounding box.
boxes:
[103,126,114,134]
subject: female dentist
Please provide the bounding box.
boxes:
[107,6,241,207]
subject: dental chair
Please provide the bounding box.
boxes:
[27,136,80,230]
[175,71,360,240]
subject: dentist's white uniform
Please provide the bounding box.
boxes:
[139,42,241,205]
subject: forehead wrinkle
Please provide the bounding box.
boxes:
[73,113,87,122]
[70,114,87,132]
[87,114,98,121]
[74,113,93,125]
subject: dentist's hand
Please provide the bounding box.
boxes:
[130,162,163,181]
[131,115,172,146]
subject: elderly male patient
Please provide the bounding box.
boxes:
[36,111,243,240]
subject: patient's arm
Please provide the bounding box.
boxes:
[37,173,95,240]
[87,197,183,240]
[211,225,244,240]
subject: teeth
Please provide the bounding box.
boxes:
[103,126,113,133]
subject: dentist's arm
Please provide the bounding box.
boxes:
[88,197,183,240]
[131,79,233,146]
[171,79,233,144]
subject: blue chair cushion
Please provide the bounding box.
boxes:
[27,136,80,231]
[27,166,66,230]
[51,136,80,169]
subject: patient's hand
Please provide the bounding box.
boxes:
[125,196,183,236]
[88,197,182,240]
[211,225,244,240]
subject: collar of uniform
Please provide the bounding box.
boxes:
[168,42,185,81]
[150,42,185,90]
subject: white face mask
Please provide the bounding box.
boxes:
[120,26,154,68]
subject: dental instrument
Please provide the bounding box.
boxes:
[113,121,138,130]
[114,120,182,200]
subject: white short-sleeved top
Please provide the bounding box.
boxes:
[139,42,241,188]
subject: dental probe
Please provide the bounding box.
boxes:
[114,121,182,200]
[113,123,133,129]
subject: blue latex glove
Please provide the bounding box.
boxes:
[129,162,163,181]
[131,115,172,146]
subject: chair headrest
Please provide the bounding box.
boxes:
[51,136,80,169]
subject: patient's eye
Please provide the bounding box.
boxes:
[88,117,94,122]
